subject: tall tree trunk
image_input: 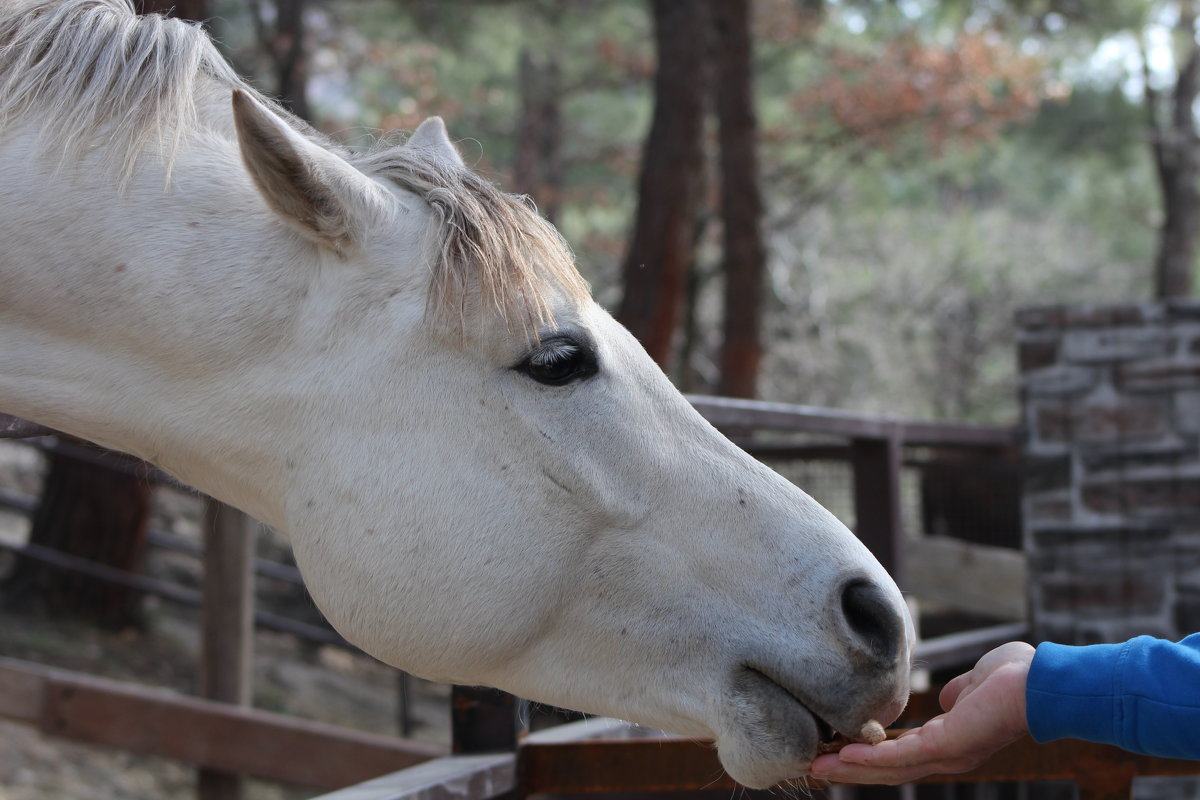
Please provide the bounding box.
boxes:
[713,0,766,398]
[272,0,309,120]
[678,204,715,394]
[4,449,152,627]
[137,0,207,21]
[513,48,564,225]
[616,0,711,366]
[1149,2,1200,299]
[247,0,311,120]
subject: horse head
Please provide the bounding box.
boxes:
[226,91,914,787]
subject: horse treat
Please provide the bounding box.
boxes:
[814,720,888,754]
[859,720,887,744]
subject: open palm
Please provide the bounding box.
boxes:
[811,642,1035,785]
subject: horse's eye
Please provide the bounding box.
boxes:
[516,337,598,386]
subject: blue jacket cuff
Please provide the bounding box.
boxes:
[1025,640,1127,746]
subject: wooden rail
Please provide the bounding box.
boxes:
[686,395,1018,447]
[310,718,635,800]
[0,656,442,790]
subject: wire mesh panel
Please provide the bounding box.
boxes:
[771,456,856,525]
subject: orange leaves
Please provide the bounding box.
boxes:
[595,35,654,80]
[795,31,1055,152]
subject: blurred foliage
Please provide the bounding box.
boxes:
[211,0,1178,423]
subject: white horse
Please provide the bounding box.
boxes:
[0,0,913,787]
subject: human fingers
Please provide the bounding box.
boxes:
[808,756,973,786]
[809,730,980,786]
[939,671,971,711]
[940,642,1035,713]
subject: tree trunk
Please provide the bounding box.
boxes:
[137,0,207,21]
[245,0,310,120]
[272,0,310,120]
[514,48,564,225]
[1149,2,1199,299]
[713,0,766,398]
[4,448,152,628]
[615,0,711,366]
[678,209,715,394]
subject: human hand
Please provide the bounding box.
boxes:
[810,641,1035,785]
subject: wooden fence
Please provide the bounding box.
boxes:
[0,656,440,791]
[300,716,1200,800]
[4,398,1187,799]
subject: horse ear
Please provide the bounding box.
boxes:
[231,89,386,251]
[407,117,465,168]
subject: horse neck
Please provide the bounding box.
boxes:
[0,122,317,528]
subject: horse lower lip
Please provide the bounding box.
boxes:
[743,665,839,743]
[799,699,838,744]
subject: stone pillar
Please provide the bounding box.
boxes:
[1018,302,1200,645]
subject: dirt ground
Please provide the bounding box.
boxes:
[0,440,452,800]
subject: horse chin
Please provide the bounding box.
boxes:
[714,720,818,789]
[713,667,845,789]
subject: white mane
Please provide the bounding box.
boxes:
[0,0,589,329]
[0,0,243,180]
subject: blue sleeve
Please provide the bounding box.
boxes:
[1025,633,1200,760]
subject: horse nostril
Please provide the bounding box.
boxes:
[840,579,903,664]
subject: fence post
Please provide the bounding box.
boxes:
[198,499,257,800]
[451,686,527,754]
[850,434,905,584]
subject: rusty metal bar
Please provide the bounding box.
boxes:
[0,656,442,789]
[517,736,1200,795]
[1077,774,1134,800]
[519,736,734,794]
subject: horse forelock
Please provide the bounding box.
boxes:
[359,149,592,336]
[0,0,592,333]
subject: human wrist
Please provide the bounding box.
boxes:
[1025,641,1126,745]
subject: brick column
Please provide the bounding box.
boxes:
[1018,302,1200,645]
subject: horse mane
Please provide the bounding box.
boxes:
[0,0,590,331]
[0,0,244,180]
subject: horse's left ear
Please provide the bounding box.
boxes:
[407,117,465,168]
[231,89,388,252]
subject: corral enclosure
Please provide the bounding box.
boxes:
[0,396,1026,798]
[5,317,1200,799]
